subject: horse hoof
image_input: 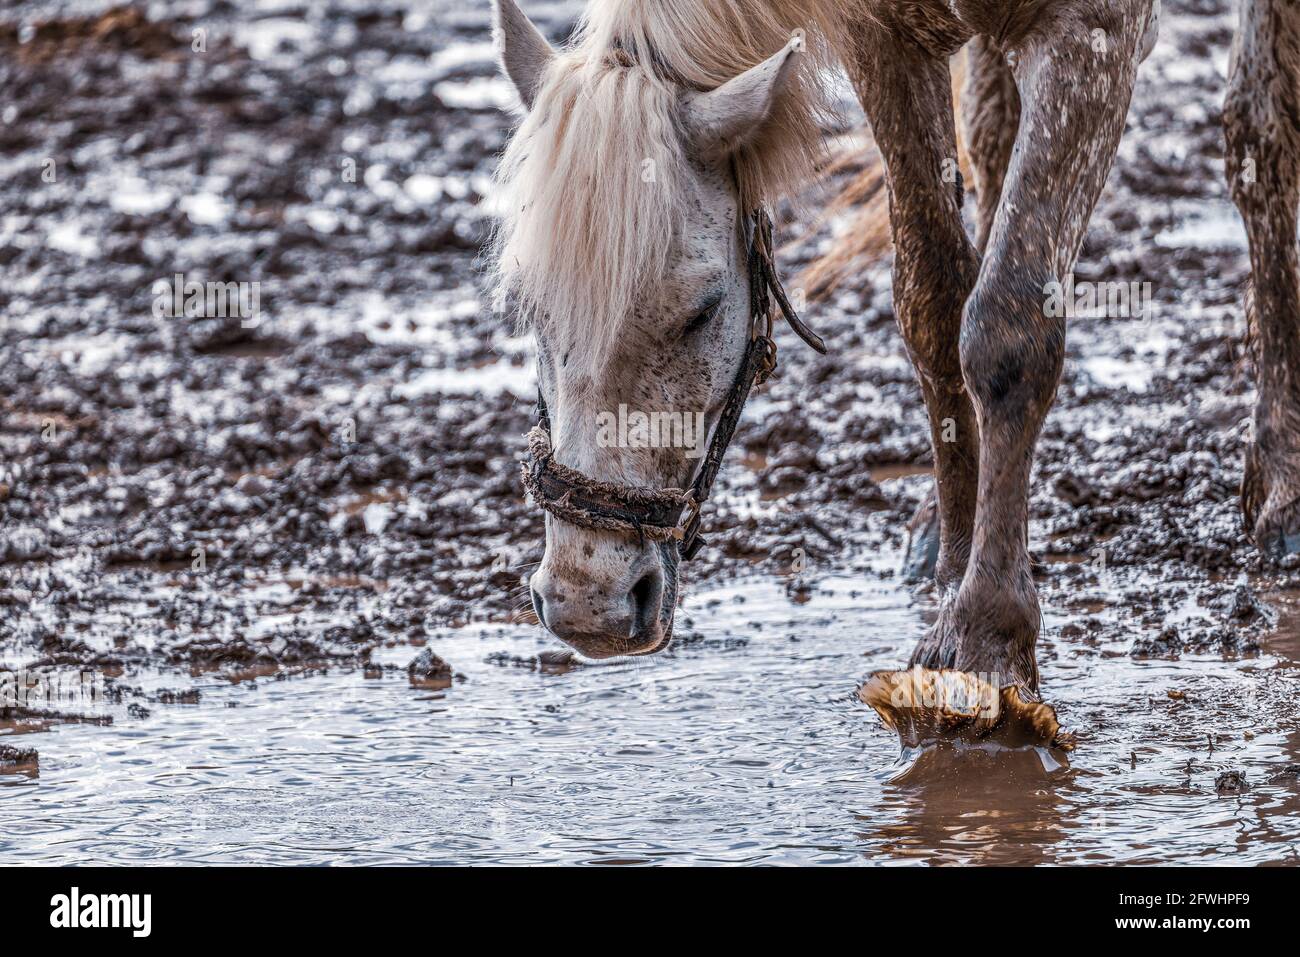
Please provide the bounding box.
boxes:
[858,667,1075,753]
[1258,525,1300,561]
[901,491,940,583]
[1241,443,1300,561]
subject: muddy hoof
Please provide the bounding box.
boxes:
[901,490,940,583]
[1248,492,1300,560]
[859,667,1075,752]
[1241,445,1300,561]
[1257,525,1300,561]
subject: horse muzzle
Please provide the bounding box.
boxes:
[529,538,676,659]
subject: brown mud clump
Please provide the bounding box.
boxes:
[1215,770,1249,794]
[0,744,39,774]
[860,668,1076,753]
[485,649,581,674]
[408,649,455,690]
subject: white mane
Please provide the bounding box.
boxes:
[490,0,859,376]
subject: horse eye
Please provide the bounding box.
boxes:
[684,302,720,335]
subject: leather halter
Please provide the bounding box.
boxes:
[521,208,826,561]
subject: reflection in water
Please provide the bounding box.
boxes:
[3,567,1300,865]
[862,747,1076,866]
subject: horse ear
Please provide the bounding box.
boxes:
[681,40,802,157]
[493,0,555,110]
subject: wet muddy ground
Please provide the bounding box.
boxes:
[3,0,1300,864]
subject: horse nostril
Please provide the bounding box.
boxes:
[629,568,663,637]
[530,585,547,629]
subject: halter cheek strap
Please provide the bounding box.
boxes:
[520,207,826,561]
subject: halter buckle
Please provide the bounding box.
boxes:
[678,505,705,561]
[754,335,778,386]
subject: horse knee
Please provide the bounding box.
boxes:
[893,241,979,386]
[1224,98,1292,207]
[959,269,1066,420]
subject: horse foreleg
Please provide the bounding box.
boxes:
[1226,0,1300,559]
[918,0,1159,691]
[963,35,1021,255]
[902,34,1023,583]
[847,25,981,593]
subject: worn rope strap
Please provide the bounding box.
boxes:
[520,426,694,542]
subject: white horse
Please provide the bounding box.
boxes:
[489,0,1300,742]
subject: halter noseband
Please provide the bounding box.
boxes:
[520,208,826,561]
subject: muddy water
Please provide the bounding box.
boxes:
[5,561,1300,865]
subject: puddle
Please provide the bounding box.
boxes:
[869,464,931,484]
[1153,202,1247,251]
[394,358,533,399]
[4,566,1299,865]
[434,77,516,111]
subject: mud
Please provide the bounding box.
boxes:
[2,0,1300,864]
[407,647,456,688]
[0,744,38,775]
